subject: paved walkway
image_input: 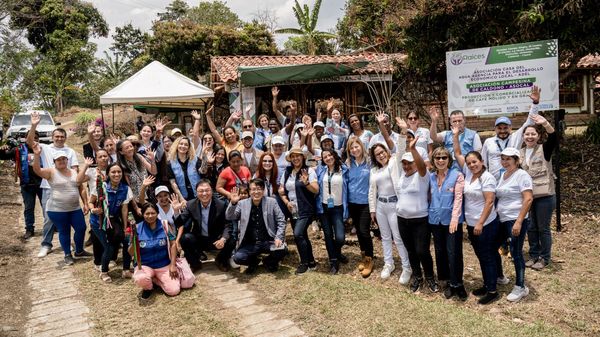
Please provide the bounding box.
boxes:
[198,267,307,337]
[23,220,92,336]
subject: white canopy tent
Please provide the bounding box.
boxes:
[99,61,214,131]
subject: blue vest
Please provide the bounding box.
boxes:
[283,166,316,218]
[170,157,200,199]
[136,221,171,269]
[444,128,477,169]
[90,182,129,227]
[428,169,464,225]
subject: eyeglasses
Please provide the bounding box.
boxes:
[408,117,418,121]
[375,151,387,157]
[435,156,448,160]
[262,160,273,163]
[243,125,253,129]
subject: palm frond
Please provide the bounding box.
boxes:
[310,0,323,32]
[274,28,304,35]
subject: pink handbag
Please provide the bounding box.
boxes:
[162,221,196,289]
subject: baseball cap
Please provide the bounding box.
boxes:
[313,121,325,128]
[495,116,512,126]
[170,128,183,136]
[501,147,521,159]
[154,185,170,196]
[320,135,334,143]
[241,131,254,139]
[271,135,285,145]
[52,152,68,160]
[401,152,414,162]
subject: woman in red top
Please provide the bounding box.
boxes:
[216,150,251,201]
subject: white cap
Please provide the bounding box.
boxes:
[154,185,170,196]
[401,152,414,162]
[313,121,325,128]
[294,123,306,130]
[320,135,334,143]
[52,151,68,160]
[272,135,285,145]
[170,128,182,136]
[501,147,521,159]
[241,131,254,139]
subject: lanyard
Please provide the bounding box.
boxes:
[495,137,508,152]
[265,180,271,197]
[328,170,335,195]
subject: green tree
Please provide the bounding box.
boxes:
[283,35,335,55]
[149,21,277,79]
[187,1,243,28]
[157,0,189,22]
[97,51,132,84]
[9,0,108,112]
[275,0,336,55]
[110,23,150,61]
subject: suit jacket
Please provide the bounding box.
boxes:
[225,196,286,249]
[241,148,264,175]
[175,197,231,241]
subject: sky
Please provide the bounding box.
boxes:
[89,0,347,57]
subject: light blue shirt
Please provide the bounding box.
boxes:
[347,158,370,204]
[201,201,211,237]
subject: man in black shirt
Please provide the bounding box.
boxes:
[226,178,287,274]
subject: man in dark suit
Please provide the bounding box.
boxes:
[175,179,233,271]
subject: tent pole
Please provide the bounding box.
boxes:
[239,77,243,120]
[100,105,106,137]
[112,104,115,134]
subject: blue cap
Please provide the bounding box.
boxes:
[495,116,511,126]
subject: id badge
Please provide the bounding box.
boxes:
[327,197,335,208]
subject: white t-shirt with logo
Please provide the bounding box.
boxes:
[495,169,533,222]
[463,168,497,227]
[395,171,430,219]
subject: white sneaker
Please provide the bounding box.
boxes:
[380,263,395,279]
[497,276,511,285]
[506,285,529,302]
[399,268,412,285]
[37,246,51,258]
[109,260,117,268]
[230,256,240,269]
[94,264,101,272]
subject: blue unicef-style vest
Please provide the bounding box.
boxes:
[170,157,200,199]
[444,128,477,169]
[428,169,464,226]
[90,182,129,227]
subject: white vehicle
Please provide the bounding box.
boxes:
[7,110,59,143]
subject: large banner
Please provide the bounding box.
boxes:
[446,39,559,116]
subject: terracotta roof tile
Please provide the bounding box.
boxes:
[210,53,407,83]
[576,54,600,68]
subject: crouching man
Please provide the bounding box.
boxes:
[226,178,287,274]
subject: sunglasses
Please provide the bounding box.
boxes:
[435,156,448,160]
[408,117,418,121]
[243,125,253,129]
[262,159,273,163]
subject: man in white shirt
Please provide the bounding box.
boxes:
[27,111,80,258]
[368,113,400,151]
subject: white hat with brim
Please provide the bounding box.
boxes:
[313,121,325,128]
[286,147,306,162]
[272,135,285,145]
[401,152,414,162]
[52,152,68,160]
[154,185,170,196]
[501,147,521,159]
[320,135,334,143]
[241,131,254,139]
[170,128,183,136]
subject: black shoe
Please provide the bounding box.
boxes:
[295,263,309,275]
[190,262,202,273]
[74,250,93,258]
[200,251,208,261]
[472,286,487,297]
[84,237,93,247]
[64,254,75,265]
[426,277,439,293]
[478,291,499,305]
[245,263,258,275]
[456,285,468,301]
[215,259,230,272]
[338,254,349,264]
[22,230,34,240]
[444,286,456,299]
[329,261,339,275]
[410,277,423,292]
[307,261,317,271]
[138,289,153,305]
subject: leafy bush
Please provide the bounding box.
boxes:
[72,111,97,137]
[584,117,600,144]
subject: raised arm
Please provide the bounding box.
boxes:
[26,111,40,148]
[204,105,223,144]
[375,111,395,151]
[283,101,297,135]
[225,110,242,128]
[409,137,427,177]
[138,175,155,204]
[87,123,101,153]
[271,86,286,124]
[77,157,94,184]
[428,105,444,143]
[451,126,465,169]
[191,110,203,149]
[31,143,52,180]
[138,150,157,175]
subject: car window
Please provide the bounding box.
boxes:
[12,114,54,126]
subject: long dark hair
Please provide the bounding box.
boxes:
[105,162,128,185]
[369,143,390,169]
[256,152,279,192]
[321,149,342,173]
[116,139,143,174]
[348,114,364,133]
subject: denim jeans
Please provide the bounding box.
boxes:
[46,209,86,256]
[41,188,56,248]
[467,217,499,292]
[398,216,434,279]
[501,218,530,287]
[528,195,555,263]
[21,184,42,232]
[291,216,315,265]
[233,241,288,267]
[349,203,373,257]
[91,225,114,273]
[430,223,464,287]
[320,205,345,263]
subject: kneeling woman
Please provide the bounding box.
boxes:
[130,203,194,299]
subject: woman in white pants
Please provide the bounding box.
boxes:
[367,112,411,283]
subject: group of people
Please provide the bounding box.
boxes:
[1,85,557,305]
